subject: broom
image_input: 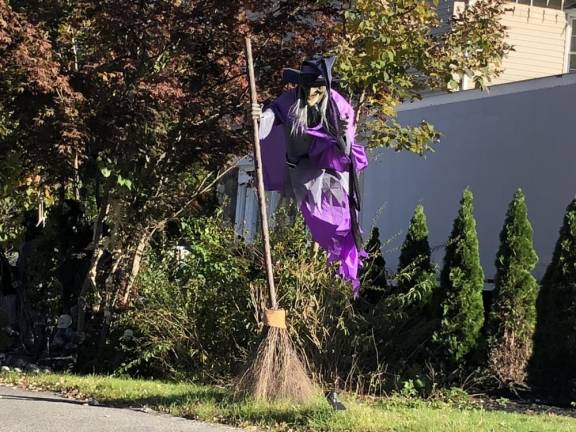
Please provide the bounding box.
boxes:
[234,37,317,402]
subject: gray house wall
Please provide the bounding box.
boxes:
[361,73,576,282]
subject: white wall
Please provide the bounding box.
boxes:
[233,156,281,242]
[361,74,576,282]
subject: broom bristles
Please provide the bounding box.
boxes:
[235,326,318,402]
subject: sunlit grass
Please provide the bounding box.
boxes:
[1,372,575,431]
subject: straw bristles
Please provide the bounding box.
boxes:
[235,326,318,402]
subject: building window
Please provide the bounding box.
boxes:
[569,18,576,72]
[511,0,564,9]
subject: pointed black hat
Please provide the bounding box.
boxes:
[282,56,338,87]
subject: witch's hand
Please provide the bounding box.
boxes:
[251,102,262,121]
[336,116,351,154]
[337,116,349,134]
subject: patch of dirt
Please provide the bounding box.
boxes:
[478,396,576,418]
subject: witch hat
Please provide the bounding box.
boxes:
[281,56,338,87]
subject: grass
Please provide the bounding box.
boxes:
[1,371,576,431]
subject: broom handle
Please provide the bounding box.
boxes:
[245,36,278,310]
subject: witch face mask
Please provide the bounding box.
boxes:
[305,85,326,107]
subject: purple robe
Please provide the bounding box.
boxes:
[260,89,368,296]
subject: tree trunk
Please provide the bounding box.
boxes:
[76,180,111,334]
[14,279,33,352]
[121,230,152,306]
[76,248,103,335]
[96,252,124,360]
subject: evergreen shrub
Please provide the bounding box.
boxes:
[530,198,576,403]
[396,204,436,316]
[433,188,484,364]
[486,189,538,386]
[360,227,388,305]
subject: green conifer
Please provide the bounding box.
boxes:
[486,189,538,385]
[434,188,485,364]
[361,227,388,303]
[530,198,576,402]
[396,204,435,312]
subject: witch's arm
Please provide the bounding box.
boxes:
[259,109,275,139]
[252,102,276,139]
[344,109,368,172]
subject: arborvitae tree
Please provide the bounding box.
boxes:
[434,188,485,364]
[376,204,438,365]
[486,189,538,385]
[530,198,576,403]
[360,227,388,304]
[396,204,435,312]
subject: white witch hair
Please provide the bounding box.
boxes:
[288,86,329,136]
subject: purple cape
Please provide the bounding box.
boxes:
[261,89,368,296]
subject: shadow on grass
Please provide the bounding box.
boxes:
[98,387,328,427]
[0,393,88,406]
[100,385,233,407]
[0,373,335,428]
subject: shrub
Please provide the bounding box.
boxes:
[109,199,488,394]
[113,213,259,380]
[486,189,538,386]
[112,209,363,385]
[530,198,576,403]
[433,188,484,364]
[262,210,367,389]
[362,206,436,376]
[369,204,438,370]
[359,227,388,304]
[396,204,436,316]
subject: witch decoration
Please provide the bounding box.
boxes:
[256,56,368,296]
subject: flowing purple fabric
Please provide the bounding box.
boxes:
[261,89,368,296]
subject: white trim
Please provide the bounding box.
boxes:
[461,75,473,91]
[396,72,576,111]
[234,167,249,237]
[233,155,282,242]
[565,11,576,72]
[511,0,565,9]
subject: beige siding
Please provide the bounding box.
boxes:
[491,3,568,85]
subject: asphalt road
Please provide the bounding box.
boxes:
[0,385,244,432]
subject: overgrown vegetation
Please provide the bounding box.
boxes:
[107,207,472,394]
[106,210,360,389]
[104,213,258,381]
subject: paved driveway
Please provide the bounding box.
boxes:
[0,385,244,432]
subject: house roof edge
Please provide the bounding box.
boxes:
[397,73,576,112]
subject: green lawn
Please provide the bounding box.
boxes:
[1,372,575,431]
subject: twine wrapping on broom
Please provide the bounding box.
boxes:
[264,309,286,329]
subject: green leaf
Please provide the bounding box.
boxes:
[100,167,112,178]
[447,80,460,92]
[117,175,133,190]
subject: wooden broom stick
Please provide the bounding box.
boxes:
[236,39,315,403]
[245,36,278,310]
